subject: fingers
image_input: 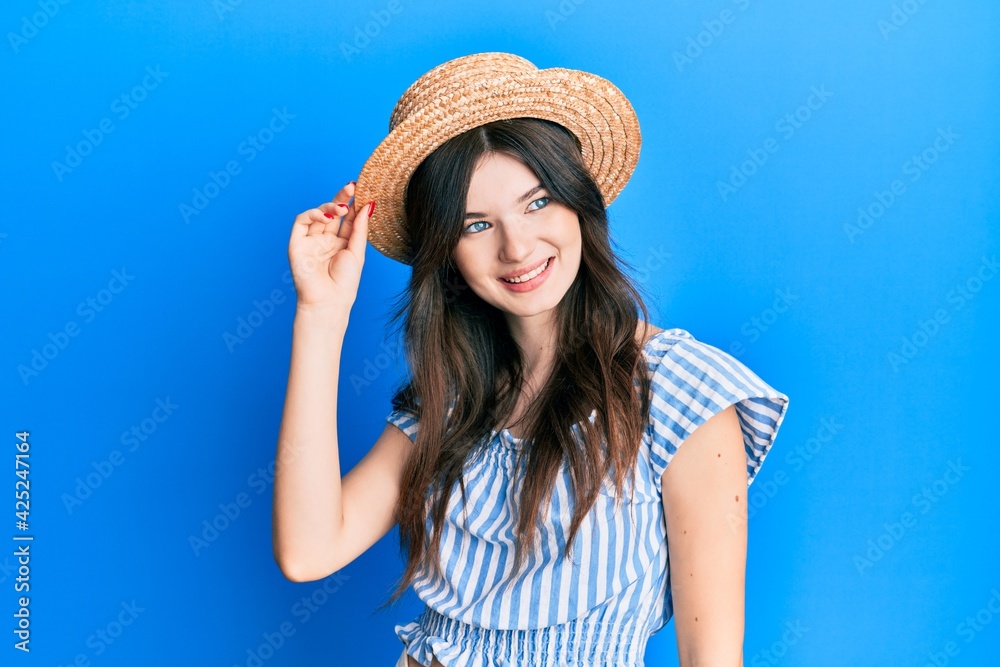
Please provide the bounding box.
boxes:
[329,180,356,214]
[290,207,329,242]
[309,206,339,237]
[319,200,352,226]
[347,199,374,262]
[321,180,359,230]
[340,180,356,199]
[289,180,360,243]
[337,196,373,241]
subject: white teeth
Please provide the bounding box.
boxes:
[503,258,550,283]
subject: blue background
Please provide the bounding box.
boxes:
[3,0,998,665]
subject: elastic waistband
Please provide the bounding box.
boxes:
[415,605,648,666]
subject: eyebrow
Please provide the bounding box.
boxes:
[465,184,545,219]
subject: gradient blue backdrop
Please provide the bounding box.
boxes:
[3,0,998,665]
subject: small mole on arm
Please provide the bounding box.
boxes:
[695,616,698,622]
[735,495,740,502]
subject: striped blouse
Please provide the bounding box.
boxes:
[386,328,790,666]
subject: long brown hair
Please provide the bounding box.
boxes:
[377,117,654,609]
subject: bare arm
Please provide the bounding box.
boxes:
[272,306,416,581]
[662,404,748,666]
[272,184,409,581]
[271,307,348,581]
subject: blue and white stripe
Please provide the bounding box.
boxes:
[387,327,790,666]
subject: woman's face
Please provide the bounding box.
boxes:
[452,152,582,324]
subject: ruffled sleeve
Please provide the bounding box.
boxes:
[646,330,789,489]
[386,408,420,444]
[386,391,462,445]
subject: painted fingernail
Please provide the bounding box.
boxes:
[367,200,376,217]
[349,180,357,186]
[337,202,349,208]
[324,213,334,218]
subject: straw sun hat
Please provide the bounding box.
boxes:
[351,51,642,265]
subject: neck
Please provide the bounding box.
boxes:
[505,311,559,380]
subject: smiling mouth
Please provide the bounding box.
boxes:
[500,257,552,284]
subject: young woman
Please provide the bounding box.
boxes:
[272,53,790,667]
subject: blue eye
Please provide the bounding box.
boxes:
[463,196,551,234]
[528,196,550,211]
[464,220,489,234]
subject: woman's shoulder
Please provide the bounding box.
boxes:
[637,322,692,353]
[636,320,665,346]
[639,324,788,424]
[640,326,748,372]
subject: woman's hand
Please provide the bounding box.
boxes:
[287,181,375,314]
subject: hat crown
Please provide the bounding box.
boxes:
[389,52,539,131]
[356,51,641,265]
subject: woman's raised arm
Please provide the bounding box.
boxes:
[271,183,378,581]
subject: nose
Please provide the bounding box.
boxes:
[497,220,535,263]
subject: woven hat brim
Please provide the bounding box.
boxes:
[354,68,641,265]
